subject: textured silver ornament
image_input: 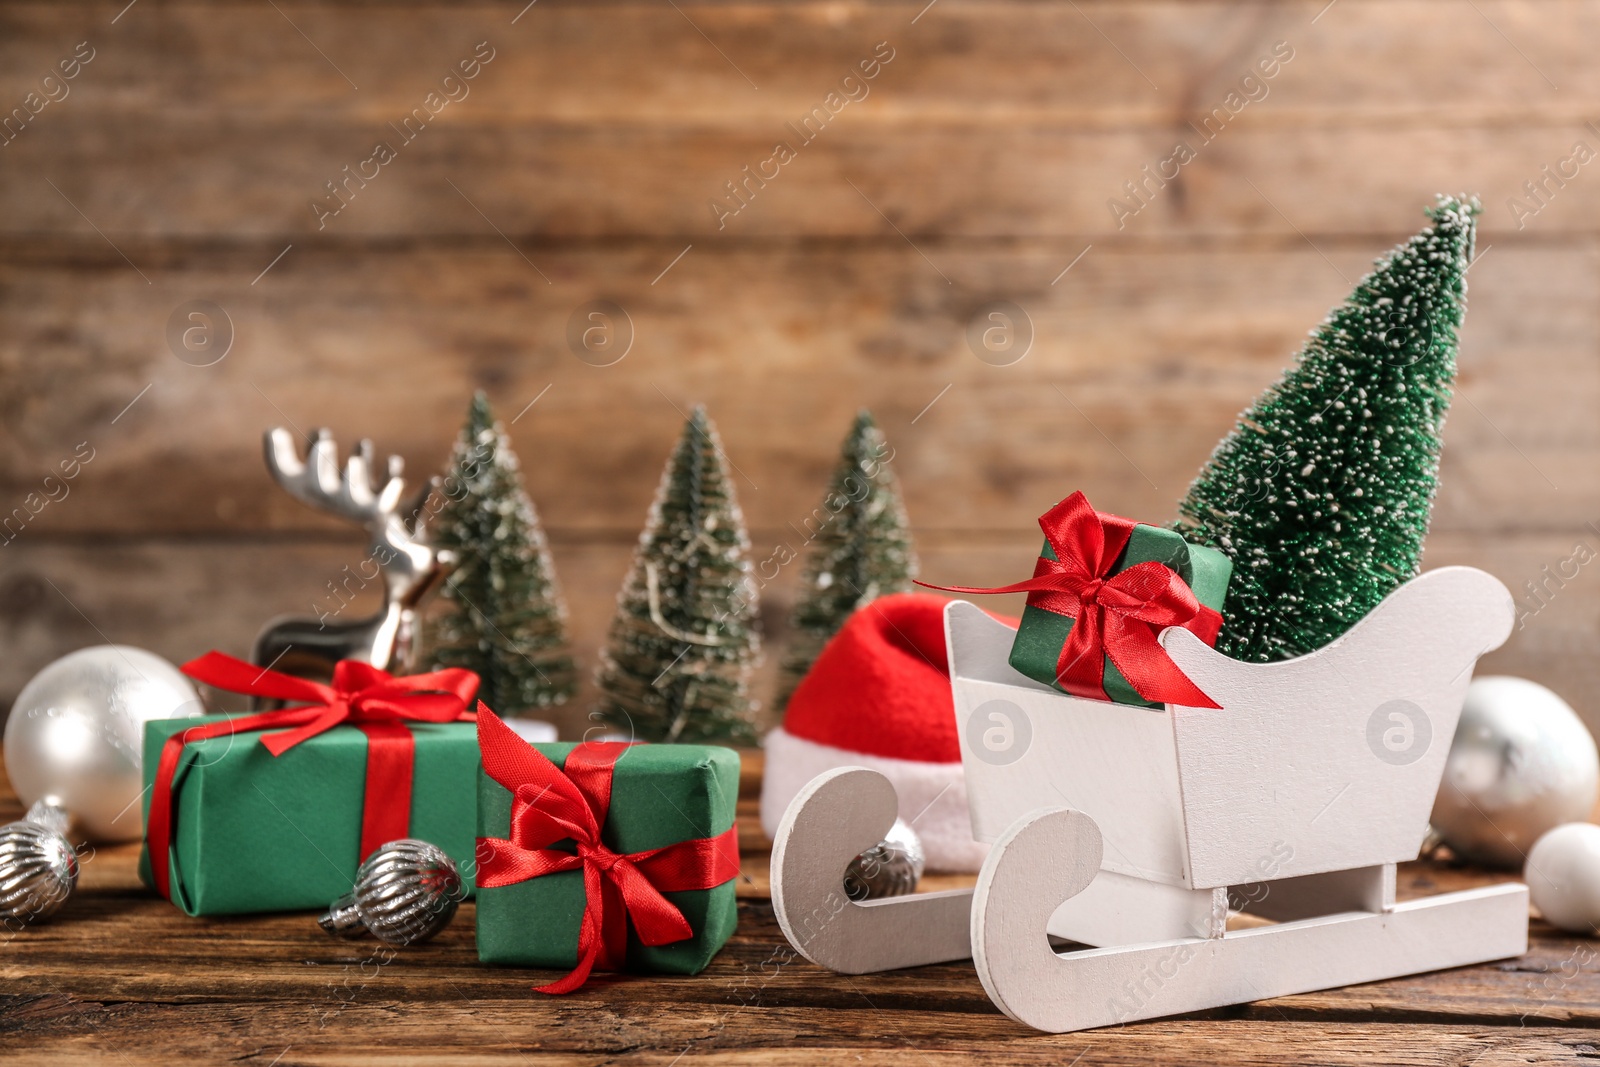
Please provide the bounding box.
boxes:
[0,800,80,924]
[843,818,925,901]
[1431,676,1600,868]
[4,646,202,842]
[318,839,462,945]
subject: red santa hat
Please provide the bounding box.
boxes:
[761,592,1003,873]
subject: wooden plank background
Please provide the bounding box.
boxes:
[2,0,1599,741]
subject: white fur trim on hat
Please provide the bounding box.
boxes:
[759,725,988,873]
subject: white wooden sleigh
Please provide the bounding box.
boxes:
[769,567,1529,1033]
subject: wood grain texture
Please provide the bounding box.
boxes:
[0,242,1589,537]
[3,766,1600,1064]
[5,3,1600,239]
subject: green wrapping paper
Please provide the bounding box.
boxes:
[139,715,480,915]
[475,742,740,975]
[1009,521,1233,707]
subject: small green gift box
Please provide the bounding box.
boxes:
[139,715,480,915]
[474,712,740,989]
[925,492,1232,708]
[1009,494,1232,707]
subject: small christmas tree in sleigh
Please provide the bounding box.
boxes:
[767,200,1530,1032]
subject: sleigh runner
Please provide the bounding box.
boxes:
[769,566,1529,1033]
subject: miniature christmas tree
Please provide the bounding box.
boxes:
[422,392,577,713]
[1174,196,1477,663]
[593,406,762,745]
[776,410,918,710]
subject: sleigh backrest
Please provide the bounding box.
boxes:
[1159,566,1513,887]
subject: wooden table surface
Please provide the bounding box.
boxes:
[3,756,1598,1066]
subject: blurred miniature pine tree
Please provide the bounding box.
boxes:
[423,392,577,713]
[777,410,917,710]
[594,406,762,744]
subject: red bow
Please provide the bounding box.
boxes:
[475,707,741,994]
[919,492,1222,708]
[146,652,479,902]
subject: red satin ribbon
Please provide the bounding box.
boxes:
[919,491,1223,708]
[475,707,741,994]
[145,652,479,902]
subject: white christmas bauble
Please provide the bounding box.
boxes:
[1526,823,1600,934]
[4,647,203,842]
[1431,676,1599,868]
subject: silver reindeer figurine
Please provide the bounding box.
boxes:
[252,427,454,685]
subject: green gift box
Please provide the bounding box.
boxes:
[1006,494,1233,707]
[475,741,740,977]
[139,715,480,915]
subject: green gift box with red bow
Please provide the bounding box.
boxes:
[473,709,741,992]
[924,492,1233,709]
[138,652,482,916]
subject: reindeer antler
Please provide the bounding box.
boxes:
[264,427,406,525]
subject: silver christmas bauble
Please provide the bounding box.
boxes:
[1431,676,1600,868]
[843,818,925,901]
[318,839,462,945]
[4,646,203,842]
[0,801,80,923]
[1526,822,1600,934]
